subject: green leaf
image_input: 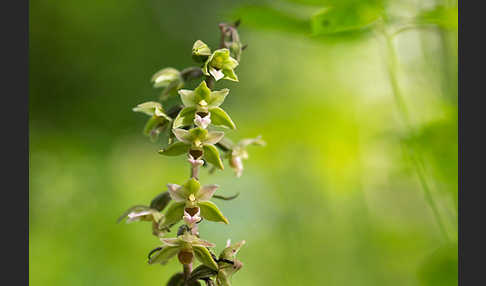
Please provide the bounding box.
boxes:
[173,106,197,129]
[311,5,382,36]
[193,245,219,270]
[148,246,180,264]
[150,191,172,211]
[233,5,310,35]
[203,144,224,170]
[158,142,190,156]
[209,107,236,129]
[416,6,458,29]
[163,202,185,226]
[198,201,229,224]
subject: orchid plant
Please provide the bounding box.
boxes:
[118,21,264,286]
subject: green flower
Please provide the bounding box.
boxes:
[173,81,235,130]
[159,127,226,170]
[203,49,239,82]
[148,231,219,270]
[192,40,212,63]
[151,67,184,99]
[133,101,172,141]
[162,177,229,227]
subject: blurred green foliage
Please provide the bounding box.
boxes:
[29,0,457,285]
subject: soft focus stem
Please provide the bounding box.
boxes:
[382,27,450,242]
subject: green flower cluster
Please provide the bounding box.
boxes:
[120,22,264,286]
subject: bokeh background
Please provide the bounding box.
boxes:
[29,0,458,285]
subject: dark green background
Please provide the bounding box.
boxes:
[29,0,457,285]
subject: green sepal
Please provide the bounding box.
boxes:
[173,106,197,129]
[159,142,191,156]
[150,191,172,211]
[203,144,224,170]
[184,177,201,196]
[163,202,185,226]
[193,245,219,270]
[209,107,236,129]
[222,68,238,82]
[207,89,229,107]
[190,127,209,141]
[148,246,180,264]
[198,201,229,224]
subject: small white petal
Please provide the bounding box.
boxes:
[209,67,224,81]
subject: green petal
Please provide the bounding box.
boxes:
[203,144,224,170]
[173,106,197,129]
[193,245,219,270]
[158,142,190,156]
[208,89,229,107]
[193,81,212,102]
[198,201,229,224]
[148,246,180,264]
[209,107,236,129]
[163,202,185,226]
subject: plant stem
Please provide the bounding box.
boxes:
[183,263,192,286]
[382,28,450,242]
